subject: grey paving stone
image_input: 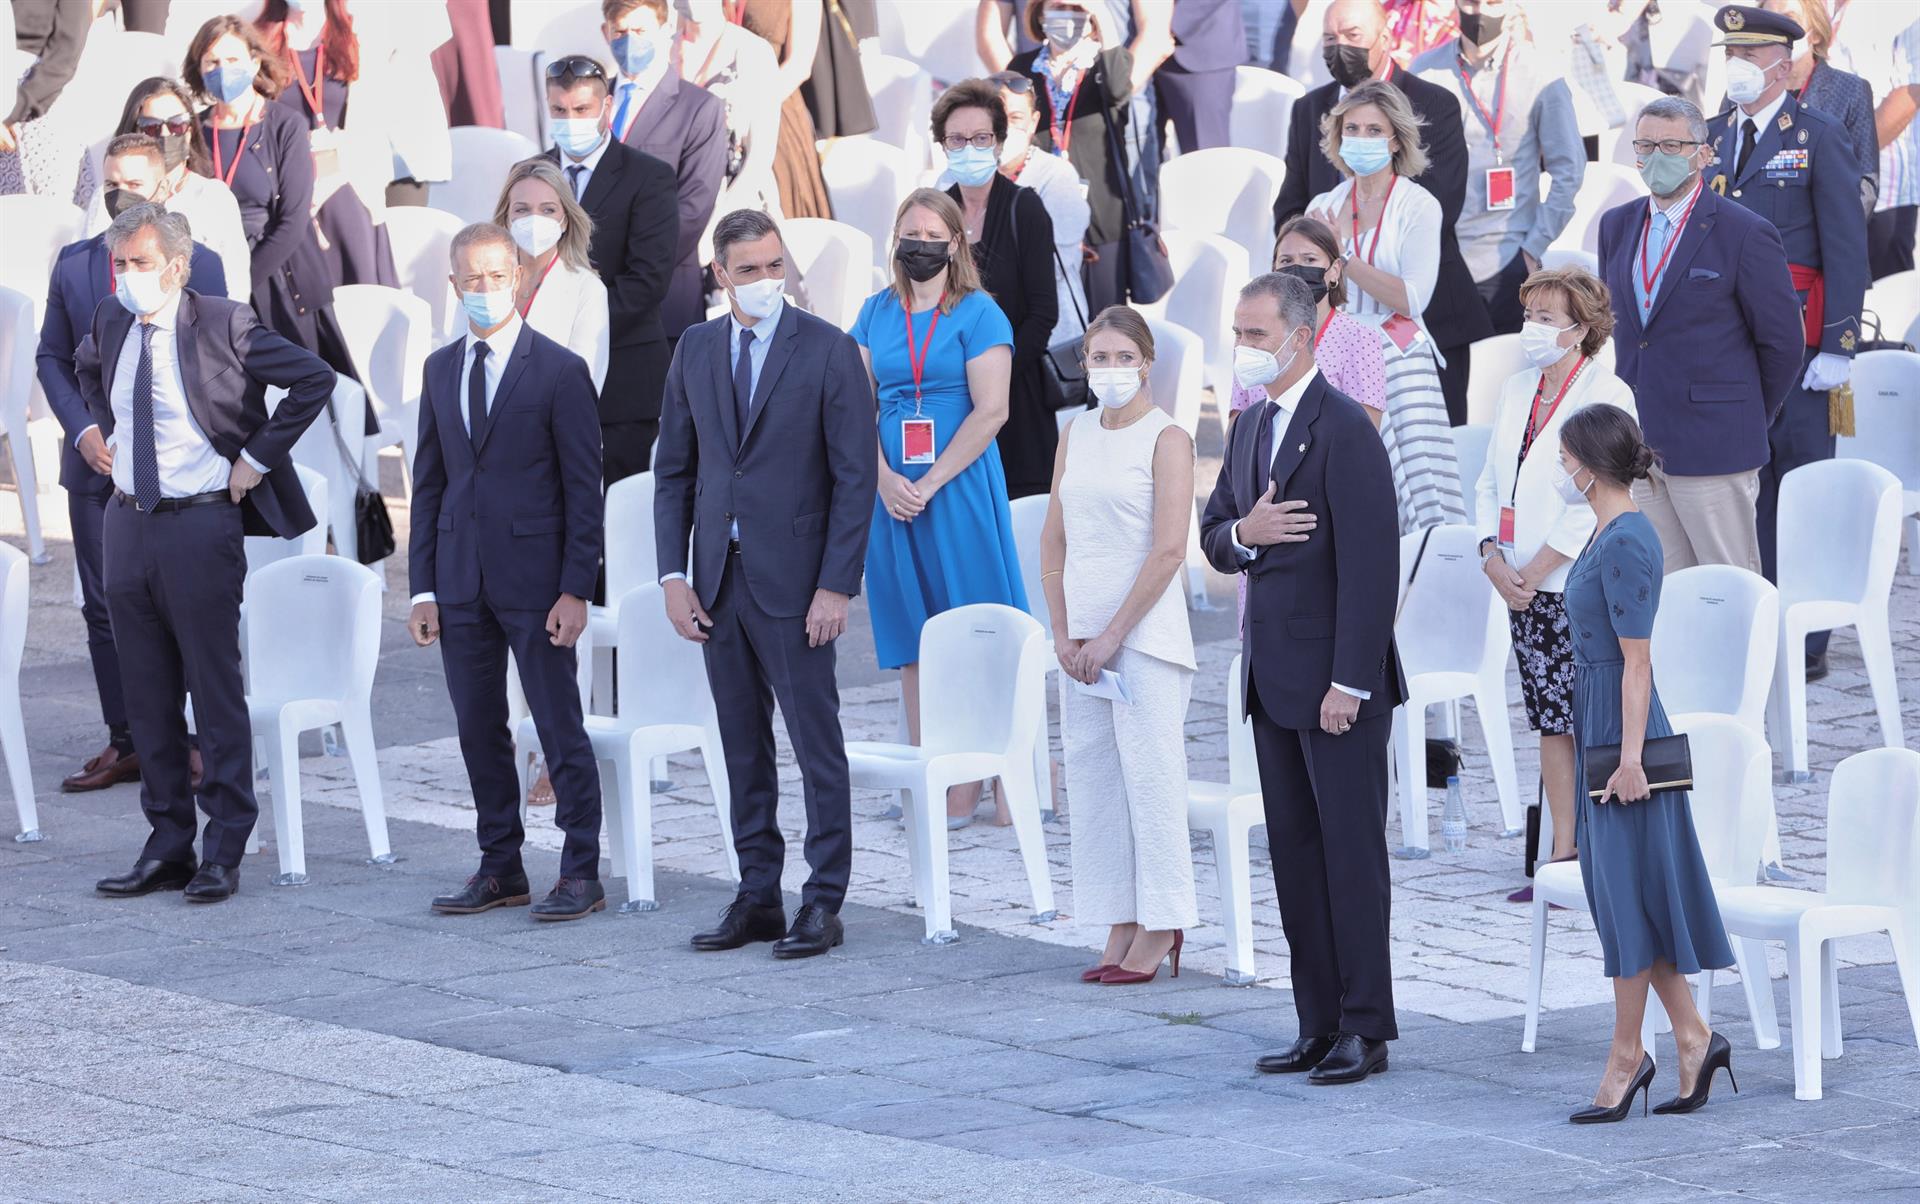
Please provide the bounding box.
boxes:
[245,1097,602,1167]
[1047,1135,1303,1185]
[0,1076,190,1148]
[0,1146,249,1204]
[468,1142,899,1203]
[527,981,780,1029]
[1152,1155,1430,1203]
[696,1069,942,1121]
[214,1028,553,1097]
[24,1050,374,1122]
[596,1048,845,1093]
[420,1073,750,1142]
[928,1114,1171,1161]
[496,1026,720,1075]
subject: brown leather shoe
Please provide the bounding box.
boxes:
[189,747,205,791]
[62,746,141,793]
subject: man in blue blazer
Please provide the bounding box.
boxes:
[654,210,876,960]
[1200,273,1405,1086]
[38,137,227,795]
[1598,95,1804,575]
[409,224,607,923]
[77,204,332,903]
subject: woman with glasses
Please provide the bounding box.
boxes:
[985,70,1090,354]
[935,78,1060,500]
[1039,305,1196,985]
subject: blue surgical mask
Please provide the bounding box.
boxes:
[462,286,517,330]
[947,145,998,188]
[551,117,604,159]
[611,31,659,77]
[1339,135,1393,177]
[283,0,309,13]
[211,61,257,105]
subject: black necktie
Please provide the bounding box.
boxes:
[1735,118,1758,179]
[733,328,755,434]
[566,164,585,200]
[468,341,490,447]
[132,323,160,510]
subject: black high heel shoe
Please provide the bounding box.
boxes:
[1653,1032,1736,1114]
[1570,1053,1655,1124]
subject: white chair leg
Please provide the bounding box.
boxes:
[514,727,540,827]
[913,776,955,942]
[899,784,927,909]
[1523,893,1548,1052]
[1213,816,1256,985]
[601,754,627,880]
[699,722,740,882]
[1646,988,1670,1042]
[997,752,1056,922]
[1902,512,1920,577]
[1394,704,1429,853]
[1855,612,1906,751]
[1183,506,1208,609]
[6,428,47,563]
[590,646,614,716]
[1778,623,1810,776]
[266,716,307,883]
[1697,969,1714,1030]
[0,690,40,841]
[617,745,654,912]
[245,732,264,857]
[339,705,390,861]
[1032,719,1053,822]
[1735,936,1781,1049]
[1820,940,1843,1059]
[1475,679,1524,833]
[1785,934,1823,1100]
[1888,915,1920,1050]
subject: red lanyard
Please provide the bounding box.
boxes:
[518,254,561,319]
[1350,174,1396,265]
[209,118,258,189]
[1637,185,1703,310]
[1521,355,1583,460]
[1314,309,1334,348]
[285,44,327,129]
[1458,48,1510,160]
[903,296,944,410]
[1050,72,1086,156]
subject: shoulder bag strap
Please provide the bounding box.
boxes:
[1393,524,1437,625]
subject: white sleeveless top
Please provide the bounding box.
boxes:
[1059,407,1196,671]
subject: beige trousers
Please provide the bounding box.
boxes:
[1632,468,1762,575]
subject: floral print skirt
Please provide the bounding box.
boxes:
[1509,590,1575,736]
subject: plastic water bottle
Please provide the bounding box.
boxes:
[1442,775,1467,853]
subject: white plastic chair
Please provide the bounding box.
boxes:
[493,44,550,147]
[243,465,330,577]
[783,218,874,332]
[873,0,984,87]
[1450,424,1493,527]
[588,472,655,716]
[381,206,466,342]
[0,286,47,564]
[0,196,81,310]
[1184,655,1265,985]
[1144,315,1210,610]
[1651,566,1779,734]
[1837,349,1920,576]
[1715,747,1920,1100]
[276,377,370,564]
[1156,148,1285,286]
[244,555,390,884]
[507,0,605,61]
[1465,332,1527,426]
[1545,163,1646,258]
[859,52,936,171]
[331,284,432,493]
[0,542,37,843]
[821,138,918,277]
[1767,460,1906,778]
[1864,269,1919,350]
[516,584,736,909]
[1391,525,1524,854]
[1228,66,1304,160]
[845,604,1056,943]
[1143,230,1247,404]
[1007,492,1061,823]
[431,127,541,224]
[1540,248,1599,276]
[1609,80,1675,166]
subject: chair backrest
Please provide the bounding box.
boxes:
[1150,230,1247,394]
[614,583,714,727]
[1838,350,1920,495]
[1450,424,1493,526]
[1669,713,1773,886]
[1157,148,1284,280]
[0,196,82,312]
[1144,314,1206,441]
[782,218,873,331]
[1225,653,1258,795]
[494,44,550,146]
[874,0,985,87]
[1465,333,1527,425]
[508,0,607,63]
[1649,565,1778,731]
[431,127,541,224]
[1395,524,1507,678]
[381,206,466,341]
[860,52,936,170]
[1776,458,1903,607]
[918,603,1048,759]
[1824,747,1920,908]
[1007,493,1052,634]
[1611,81,1676,165]
[244,465,330,576]
[0,287,36,434]
[1553,163,1646,255]
[820,138,917,275]
[1540,247,1600,276]
[244,554,382,703]
[1228,67,1304,159]
[603,472,657,608]
[330,284,432,421]
[1863,269,1920,350]
[0,540,27,681]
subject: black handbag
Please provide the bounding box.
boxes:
[1857,309,1914,353]
[1101,105,1174,305]
[327,406,396,565]
[1583,734,1693,800]
[1007,205,1090,411]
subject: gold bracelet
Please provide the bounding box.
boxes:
[1041,570,1063,581]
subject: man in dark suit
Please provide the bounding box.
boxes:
[38,137,227,795]
[78,203,331,903]
[410,224,607,922]
[543,55,680,482]
[654,210,877,960]
[1598,95,1803,577]
[1201,272,1405,1085]
[1273,0,1491,424]
[602,0,727,341]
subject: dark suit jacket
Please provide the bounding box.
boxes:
[38,235,228,495]
[1597,187,1804,478]
[543,140,679,423]
[410,323,604,610]
[1274,69,1492,351]
[73,289,329,539]
[653,303,877,619]
[618,64,728,338]
[1200,372,1407,730]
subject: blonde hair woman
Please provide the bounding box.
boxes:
[852,187,1026,828]
[1042,306,1197,984]
[492,158,609,392]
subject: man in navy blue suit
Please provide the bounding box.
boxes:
[38,134,228,795]
[409,224,606,923]
[1598,95,1804,577]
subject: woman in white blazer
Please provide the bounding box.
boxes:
[492,158,610,393]
[1473,266,1637,899]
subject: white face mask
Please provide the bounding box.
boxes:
[510,214,564,258]
[1724,56,1774,105]
[1553,465,1593,506]
[1088,367,1143,408]
[115,268,171,316]
[727,274,785,321]
[1519,319,1577,369]
[1233,328,1305,392]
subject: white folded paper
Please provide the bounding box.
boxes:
[1073,669,1133,706]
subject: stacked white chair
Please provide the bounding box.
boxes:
[381,206,466,342]
[1464,332,1527,425]
[243,465,330,577]
[1228,66,1304,160]
[515,584,737,911]
[821,138,917,278]
[873,0,984,87]
[588,472,655,716]
[245,555,391,884]
[1837,349,1920,576]
[331,283,433,492]
[1157,148,1284,287]
[0,286,48,564]
[1450,424,1493,527]
[508,0,604,61]
[1715,747,1920,1100]
[846,604,1056,943]
[494,45,550,147]
[1540,248,1599,276]
[1143,315,1210,609]
[1768,460,1906,779]
[1391,525,1525,854]
[432,127,541,224]
[1863,269,1919,348]
[0,196,81,310]
[1184,655,1265,985]
[0,542,37,843]
[860,52,936,171]
[1145,230,1247,405]
[1546,163,1646,257]
[1606,81,1674,166]
[782,218,874,332]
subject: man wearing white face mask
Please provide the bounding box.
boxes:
[1201,273,1405,1086]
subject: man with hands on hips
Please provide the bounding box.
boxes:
[1200,272,1407,1086]
[409,223,606,923]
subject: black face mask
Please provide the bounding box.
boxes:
[158,131,190,170]
[1323,41,1373,90]
[895,237,952,283]
[1277,263,1330,304]
[103,188,146,219]
[1458,11,1504,47]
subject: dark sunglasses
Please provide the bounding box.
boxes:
[987,71,1034,94]
[546,55,609,83]
[134,114,193,136]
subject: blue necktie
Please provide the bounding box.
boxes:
[1644,211,1672,310]
[733,328,755,434]
[612,82,636,141]
[566,164,585,200]
[468,342,490,448]
[132,323,160,510]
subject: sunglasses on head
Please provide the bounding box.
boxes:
[546,55,609,83]
[987,71,1034,94]
[135,114,193,136]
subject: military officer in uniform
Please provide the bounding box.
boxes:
[1706,3,1867,681]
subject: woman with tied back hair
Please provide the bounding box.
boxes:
[1554,404,1734,1125]
[492,158,609,393]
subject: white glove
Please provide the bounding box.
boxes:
[1802,352,1851,392]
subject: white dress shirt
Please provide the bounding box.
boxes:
[558,130,613,201]
[522,259,610,392]
[410,311,523,606]
[1736,89,1790,160]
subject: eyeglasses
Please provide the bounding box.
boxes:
[134,114,192,137]
[1630,138,1702,156]
[987,71,1033,94]
[546,56,609,83]
[941,132,998,152]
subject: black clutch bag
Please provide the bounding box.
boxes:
[1584,734,1693,800]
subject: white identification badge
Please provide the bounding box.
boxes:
[901,417,936,464]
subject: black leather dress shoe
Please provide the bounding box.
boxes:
[1308,1033,1389,1084]
[530,877,606,921]
[691,895,787,951]
[96,858,198,897]
[431,872,532,914]
[183,863,240,903]
[771,903,844,959]
[1255,1034,1338,1074]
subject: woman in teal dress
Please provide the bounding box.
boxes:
[854,187,1029,825]
[1556,405,1737,1125]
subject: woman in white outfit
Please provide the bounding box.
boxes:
[1305,79,1464,534]
[492,158,610,392]
[1041,305,1197,986]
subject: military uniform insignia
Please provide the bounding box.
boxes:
[1798,128,1808,144]
[1711,174,1728,195]
[1778,112,1793,132]
[1725,8,1745,29]
[1841,329,1856,351]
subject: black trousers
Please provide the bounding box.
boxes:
[1756,345,1834,659]
[1084,239,1127,314]
[118,0,169,32]
[703,552,852,911]
[439,598,602,880]
[1249,687,1398,1042]
[70,488,127,742]
[603,419,658,486]
[103,494,253,866]
[1436,341,1471,427]
[1155,68,1235,153]
[1474,253,1530,336]
[1868,204,1917,281]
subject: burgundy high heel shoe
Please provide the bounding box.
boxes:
[1100,930,1183,984]
[1080,964,1119,983]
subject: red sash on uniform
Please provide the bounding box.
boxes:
[1787,263,1824,348]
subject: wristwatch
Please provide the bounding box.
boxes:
[1478,537,1501,564]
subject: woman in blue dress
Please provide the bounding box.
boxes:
[854,187,1029,827]
[1556,405,1737,1124]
